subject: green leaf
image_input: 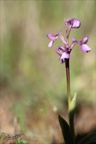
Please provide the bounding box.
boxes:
[68,93,77,142]
[58,115,74,144]
[77,132,96,144]
[16,138,29,144]
[69,93,77,113]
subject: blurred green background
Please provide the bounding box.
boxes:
[0,0,96,143]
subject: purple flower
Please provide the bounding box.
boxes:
[46,18,91,63]
[66,18,81,28]
[81,44,91,53]
[46,33,58,48]
[56,46,70,63]
[78,37,91,52]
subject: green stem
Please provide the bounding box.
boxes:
[65,59,75,144]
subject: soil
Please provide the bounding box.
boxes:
[0,87,96,144]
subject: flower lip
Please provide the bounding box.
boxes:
[81,44,91,53]
[60,52,70,60]
[48,41,54,48]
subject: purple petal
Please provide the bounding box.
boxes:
[81,44,91,53]
[80,36,89,45]
[48,41,54,48]
[46,33,58,41]
[56,46,65,55]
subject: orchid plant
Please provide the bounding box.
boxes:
[46,18,96,144]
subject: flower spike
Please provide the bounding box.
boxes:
[46,18,91,63]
